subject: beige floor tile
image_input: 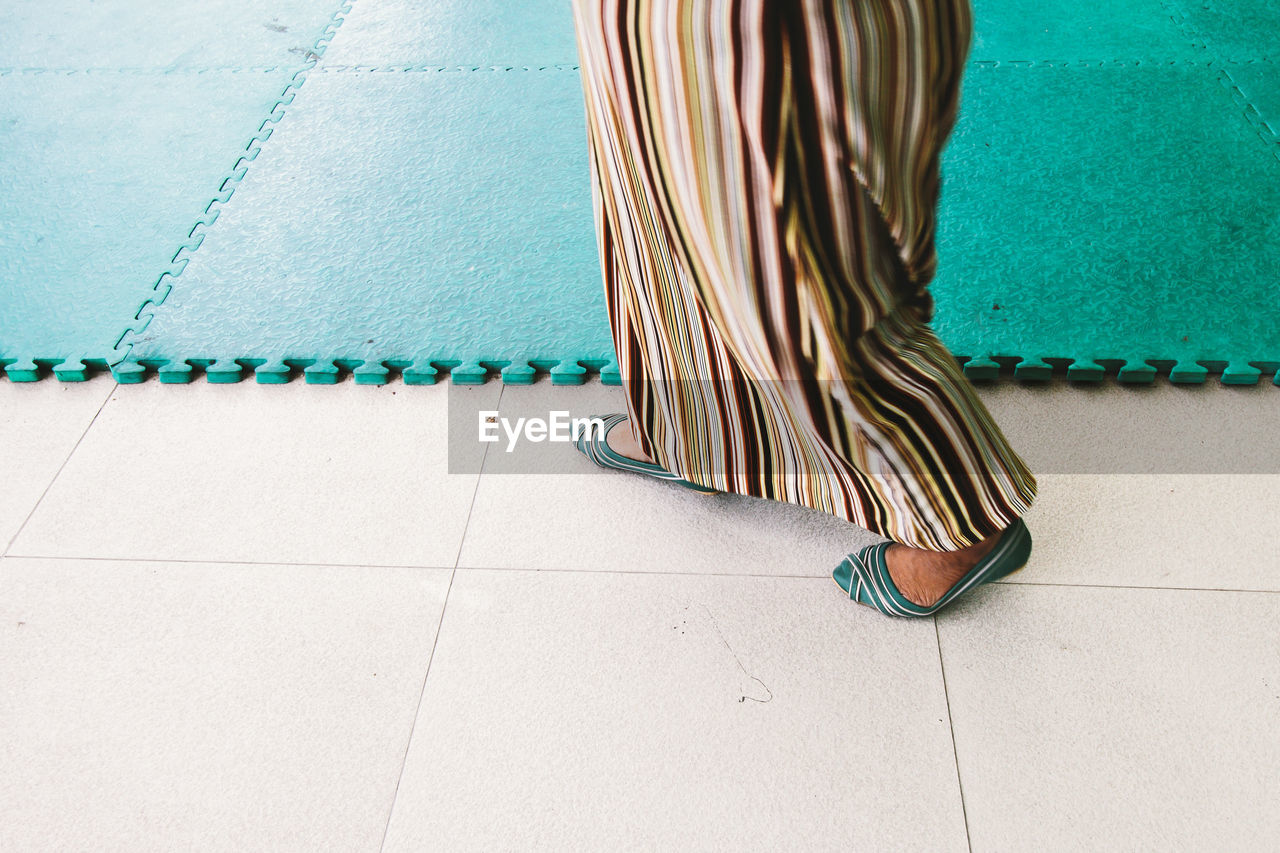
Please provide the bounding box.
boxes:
[0,555,452,852]
[0,376,114,551]
[1015,473,1280,591]
[8,378,497,567]
[938,583,1280,851]
[977,378,1280,590]
[383,569,968,852]
[458,380,881,575]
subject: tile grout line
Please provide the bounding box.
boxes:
[3,379,118,558]
[376,382,504,852]
[376,564,455,853]
[996,579,1280,594]
[5,549,1280,596]
[934,617,973,853]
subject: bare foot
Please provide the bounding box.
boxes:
[884,532,1003,607]
[605,418,655,464]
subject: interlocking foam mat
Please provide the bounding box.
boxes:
[1,0,1277,385]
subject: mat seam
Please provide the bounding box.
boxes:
[0,52,332,380]
[103,0,357,374]
[1160,0,1279,159]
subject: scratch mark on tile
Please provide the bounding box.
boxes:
[701,604,773,704]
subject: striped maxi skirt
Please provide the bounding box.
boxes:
[570,0,1037,550]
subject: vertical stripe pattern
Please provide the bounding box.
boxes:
[571,0,1037,550]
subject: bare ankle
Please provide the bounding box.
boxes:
[884,531,1003,607]
[605,419,654,464]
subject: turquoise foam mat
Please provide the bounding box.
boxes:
[3,0,1278,385]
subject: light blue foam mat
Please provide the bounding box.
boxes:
[932,61,1280,384]
[0,69,299,378]
[117,67,612,386]
[1,0,350,69]
[322,0,580,68]
[0,0,350,381]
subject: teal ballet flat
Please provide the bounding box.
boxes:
[833,519,1032,617]
[573,413,719,495]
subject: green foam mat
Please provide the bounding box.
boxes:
[1168,0,1280,59]
[1223,61,1280,135]
[932,60,1280,384]
[969,0,1202,60]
